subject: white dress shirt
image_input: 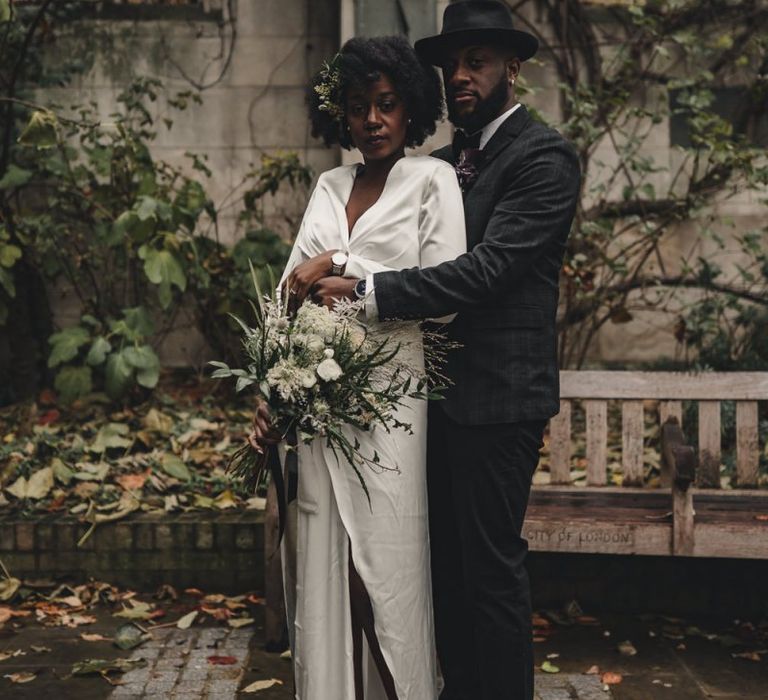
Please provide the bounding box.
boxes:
[365,103,523,319]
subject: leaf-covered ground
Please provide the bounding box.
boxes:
[0,378,262,522]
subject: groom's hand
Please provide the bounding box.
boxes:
[311,276,357,310]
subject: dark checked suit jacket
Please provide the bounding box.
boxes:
[373,106,581,425]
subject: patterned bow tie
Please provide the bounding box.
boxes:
[452,129,482,159]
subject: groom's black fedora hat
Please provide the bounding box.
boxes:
[415,1,539,65]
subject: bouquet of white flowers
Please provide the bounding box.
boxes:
[210,286,441,505]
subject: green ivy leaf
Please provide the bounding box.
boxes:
[18,110,59,149]
[86,337,112,366]
[136,364,160,389]
[124,345,160,388]
[0,164,33,190]
[0,268,14,297]
[142,248,186,309]
[113,211,153,244]
[110,307,155,342]
[0,243,21,268]
[90,422,132,453]
[105,350,134,399]
[48,326,91,368]
[136,196,158,222]
[123,344,158,369]
[54,365,93,404]
[161,453,191,482]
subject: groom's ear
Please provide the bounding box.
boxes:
[506,57,521,84]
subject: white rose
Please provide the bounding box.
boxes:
[300,371,317,389]
[316,358,343,382]
[324,348,334,358]
[306,336,325,353]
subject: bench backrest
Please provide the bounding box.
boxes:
[548,371,768,489]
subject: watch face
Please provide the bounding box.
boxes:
[331,252,347,266]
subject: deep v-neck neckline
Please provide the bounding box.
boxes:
[344,158,403,241]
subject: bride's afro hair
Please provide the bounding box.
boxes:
[309,35,444,150]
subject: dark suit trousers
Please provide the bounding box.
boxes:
[428,405,545,700]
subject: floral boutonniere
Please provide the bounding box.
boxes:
[454,148,485,194]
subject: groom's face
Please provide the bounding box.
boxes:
[442,45,520,133]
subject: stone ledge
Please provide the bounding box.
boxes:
[0,511,265,593]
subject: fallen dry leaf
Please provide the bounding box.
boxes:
[0,606,31,624]
[3,671,36,683]
[207,655,237,665]
[584,665,600,675]
[116,470,150,491]
[618,640,638,656]
[601,672,623,685]
[242,678,284,693]
[202,594,226,604]
[72,657,147,676]
[201,606,233,621]
[65,614,98,627]
[176,610,198,630]
[0,649,26,661]
[732,651,762,662]
[5,467,54,500]
[227,617,254,629]
[755,515,768,521]
[56,595,84,609]
[81,633,109,642]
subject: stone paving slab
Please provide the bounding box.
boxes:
[108,625,611,700]
[535,674,611,700]
[109,627,250,700]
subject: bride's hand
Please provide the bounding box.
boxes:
[249,396,281,454]
[283,251,337,313]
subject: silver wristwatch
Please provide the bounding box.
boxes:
[330,251,348,276]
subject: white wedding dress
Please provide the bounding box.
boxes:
[279,155,466,700]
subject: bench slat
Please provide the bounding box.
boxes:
[585,400,607,486]
[659,401,683,487]
[561,371,768,400]
[622,400,644,486]
[736,401,759,488]
[549,400,572,485]
[698,401,721,488]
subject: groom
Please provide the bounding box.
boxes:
[313,2,580,698]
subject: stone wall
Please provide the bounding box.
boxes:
[0,511,264,592]
[38,0,766,367]
[40,0,341,366]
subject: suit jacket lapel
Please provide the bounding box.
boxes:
[478,104,531,172]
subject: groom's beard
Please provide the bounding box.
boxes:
[447,73,510,134]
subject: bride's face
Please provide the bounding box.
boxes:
[345,74,408,161]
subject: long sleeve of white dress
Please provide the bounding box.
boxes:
[345,162,467,323]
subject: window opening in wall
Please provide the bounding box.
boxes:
[669,86,768,149]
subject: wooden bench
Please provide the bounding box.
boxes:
[525,371,768,559]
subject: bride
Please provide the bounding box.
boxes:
[251,35,466,699]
